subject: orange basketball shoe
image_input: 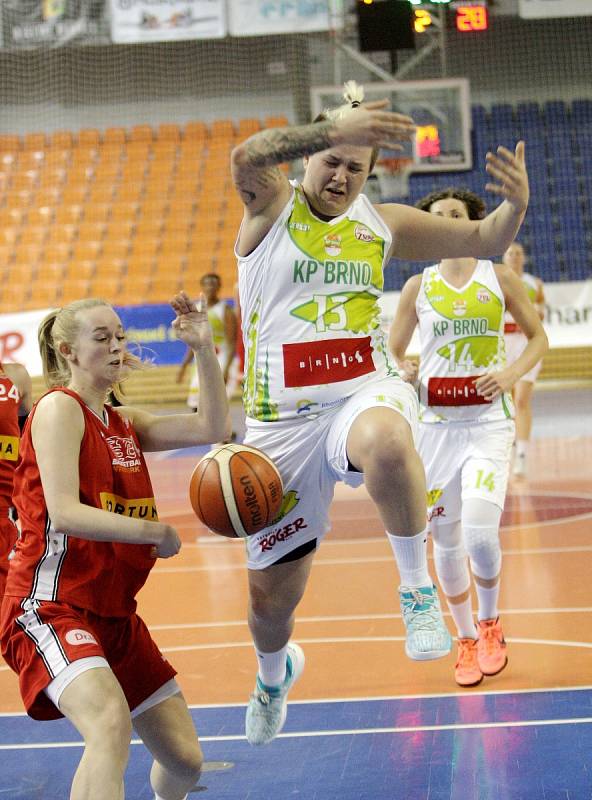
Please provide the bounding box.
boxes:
[477,617,508,676]
[454,638,483,687]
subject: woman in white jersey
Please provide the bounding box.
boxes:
[389,188,547,686]
[503,242,546,477]
[176,273,238,407]
[230,81,530,743]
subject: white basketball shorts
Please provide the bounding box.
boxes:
[243,377,418,569]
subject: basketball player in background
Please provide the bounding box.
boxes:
[389,188,547,686]
[503,241,546,477]
[230,80,530,745]
[1,292,230,800]
[0,360,32,600]
[176,273,238,407]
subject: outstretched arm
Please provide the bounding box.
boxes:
[388,275,422,383]
[474,265,548,401]
[380,142,529,262]
[123,292,232,450]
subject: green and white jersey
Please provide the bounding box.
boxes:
[238,182,399,422]
[504,272,538,333]
[416,260,514,424]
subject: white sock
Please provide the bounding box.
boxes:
[448,596,477,640]
[255,645,288,688]
[515,440,528,459]
[387,528,431,588]
[476,582,500,622]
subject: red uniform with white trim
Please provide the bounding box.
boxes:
[0,369,20,599]
[0,388,176,720]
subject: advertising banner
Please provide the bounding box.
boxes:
[228,0,341,37]
[518,0,592,19]
[109,0,226,43]
[0,0,108,50]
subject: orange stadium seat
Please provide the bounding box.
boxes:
[64,260,96,281]
[71,240,101,263]
[105,219,134,240]
[236,118,260,139]
[50,130,74,150]
[88,184,116,206]
[125,143,151,164]
[157,123,181,142]
[91,275,121,299]
[0,284,29,313]
[36,262,66,284]
[84,204,111,224]
[27,206,53,227]
[26,284,60,311]
[11,171,39,190]
[95,257,126,280]
[264,115,289,128]
[43,242,71,264]
[110,202,139,223]
[78,129,101,148]
[0,134,21,152]
[54,204,83,225]
[44,149,71,167]
[184,121,208,142]
[61,184,89,205]
[19,226,47,247]
[126,254,156,277]
[46,224,77,245]
[101,239,130,260]
[139,198,169,220]
[78,220,107,241]
[129,237,160,260]
[130,124,154,143]
[61,279,92,304]
[38,167,67,188]
[152,142,178,163]
[210,119,235,140]
[22,132,47,151]
[94,159,121,178]
[67,164,94,185]
[35,186,63,206]
[135,218,164,240]
[116,183,143,203]
[0,208,26,227]
[150,273,183,300]
[103,127,127,145]
[0,228,19,247]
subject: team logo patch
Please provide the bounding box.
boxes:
[477,289,491,303]
[354,224,374,243]
[426,488,443,507]
[324,233,342,256]
[66,629,99,646]
[453,299,467,317]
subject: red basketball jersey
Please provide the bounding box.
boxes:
[5,388,158,617]
[0,370,20,509]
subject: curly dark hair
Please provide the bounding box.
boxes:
[415,188,486,221]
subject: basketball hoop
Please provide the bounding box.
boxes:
[374,157,414,201]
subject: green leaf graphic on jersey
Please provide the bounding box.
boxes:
[244,304,278,421]
[437,336,502,370]
[290,291,379,333]
[425,278,503,331]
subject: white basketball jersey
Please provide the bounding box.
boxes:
[237,183,400,422]
[504,272,538,334]
[416,260,514,424]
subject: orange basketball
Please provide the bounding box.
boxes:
[189,444,284,538]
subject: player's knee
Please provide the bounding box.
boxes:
[249,582,302,621]
[85,696,133,751]
[361,428,415,479]
[463,525,501,579]
[433,541,470,597]
[163,739,203,782]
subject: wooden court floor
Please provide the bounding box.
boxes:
[2,430,590,713]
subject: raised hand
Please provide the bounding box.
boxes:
[485,141,529,214]
[171,291,214,352]
[333,99,416,152]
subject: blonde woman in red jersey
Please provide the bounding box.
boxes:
[0,360,32,599]
[0,292,230,800]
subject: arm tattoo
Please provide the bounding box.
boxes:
[244,122,334,168]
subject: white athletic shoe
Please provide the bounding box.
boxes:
[245,642,305,745]
[399,584,452,660]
